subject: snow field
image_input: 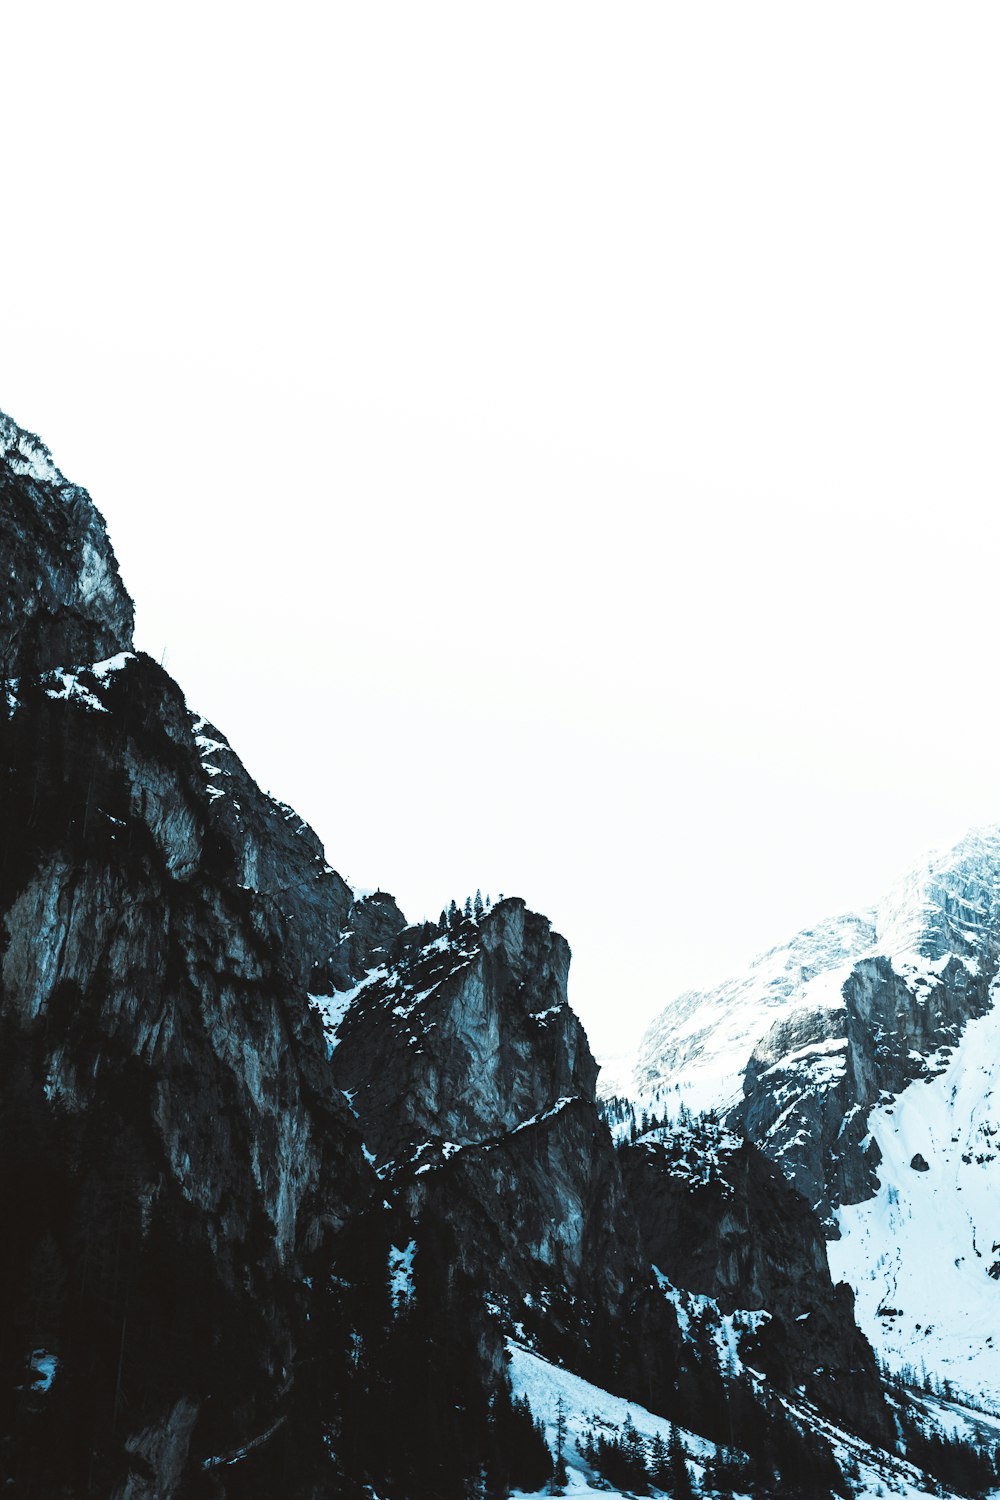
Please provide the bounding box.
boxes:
[830,988,1000,1413]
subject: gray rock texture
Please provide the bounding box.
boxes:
[740,951,994,1224]
[620,1119,891,1444]
[0,410,134,674]
[0,424,381,1494]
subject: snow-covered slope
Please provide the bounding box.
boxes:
[508,1340,965,1499]
[634,909,878,1115]
[633,824,1000,1413]
[634,827,1000,1126]
[507,1339,716,1487]
[637,826,1000,1120]
[829,984,1000,1412]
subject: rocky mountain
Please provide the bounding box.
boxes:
[633,826,1000,1418]
[1,404,996,1499]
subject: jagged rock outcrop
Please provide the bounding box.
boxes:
[329,901,593,1166]
[325,906,825,1456]
[635,911,878,1113]
[634,829,1000,1225]
[0,411,134,676]
[630,826,1000,1419]
[620,1118,891,1444]
[327,904,649,1346]
[741,950,992,1219]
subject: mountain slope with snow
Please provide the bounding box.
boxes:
[829,985,1000,1412]
[636,826,1000,1122]
[634,824,1000,1414]
[634,908,878,1116]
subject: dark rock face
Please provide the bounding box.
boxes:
[739,952,994,1223]
[188,715,357,988]
[329,888,407,990]
[0,411,134,675]
[330,900,594,1169]
[620,1120,891,1444]
[0,424,390,1494]
[325,907,846,1463]
[329,903,648,1352]
[0,646,381,1495]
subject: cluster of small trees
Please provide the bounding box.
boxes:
[439,891,497,930]
[577,1415,694,1495]
[599,1092,722,1146]
[876,1360,1000,1495]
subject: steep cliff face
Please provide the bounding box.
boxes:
[619,1118,891,1445]
[328,900,593,1166]
[324,903,874,1472]
[0,419,388,1496]
[327,903,654,1357]
[0,411,134,676]
[741,949,990,1218]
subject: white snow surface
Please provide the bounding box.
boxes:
[308,967,387,1055]
[506,1339,957,1498]
[43,671,107,713]
[506,1339,716,1480]
[830,983,1000,1413]
[4,653,138,718]
[654,1266,770,1377]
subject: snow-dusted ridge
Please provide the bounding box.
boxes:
[0,410,67,488]
[632,824,1000,1119]
[632,908,878,1116]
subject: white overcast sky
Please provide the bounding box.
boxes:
[2,3,999,1056]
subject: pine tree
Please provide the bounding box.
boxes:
[474,889,484,919]
[622,1415,649,1491]
[649,1431,669,1487]
[463,895,473,920]
[668,1422,694,1498]
[550,1394,568,1492]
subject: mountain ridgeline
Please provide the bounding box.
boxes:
[1,408,996,1499]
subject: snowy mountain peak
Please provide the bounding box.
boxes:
[633,907,877,1115]
[635,823,1000,1118]
[874,823,1000,963]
